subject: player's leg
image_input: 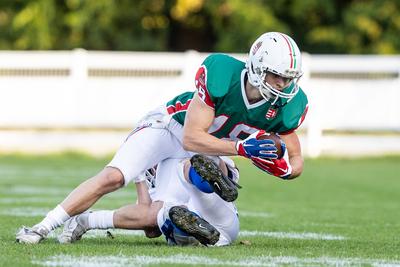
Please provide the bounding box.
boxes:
[157,202,220,246]
[189,154,240,202]
[58,204,162,243]
[58,181,162,243]
[113,202,162,238]
[17,124,187,244]
[184,188,239,246]
[58,157,230,246]
[178,156,240,246]
[57,157,187,244]
[16,166,124,244]
[154,159,222,246]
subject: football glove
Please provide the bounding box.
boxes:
[235,130,278,159]
[251,148,292,179]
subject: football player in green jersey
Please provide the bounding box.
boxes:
[167,32,307,179]
[17,32,308,245]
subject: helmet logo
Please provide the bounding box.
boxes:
[252,41,262,55]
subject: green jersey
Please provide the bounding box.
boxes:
[166,54,308,140]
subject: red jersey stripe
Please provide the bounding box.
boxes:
[167,99,192,115]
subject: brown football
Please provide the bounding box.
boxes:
[257,132,284,159]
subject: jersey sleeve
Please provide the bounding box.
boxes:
[195,65,215,108]
[279,104,308,135]
[194,54,238,109]
[278,89,309,135]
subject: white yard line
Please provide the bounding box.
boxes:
[51,229,344,241]
[239,230,346,240]
[34,254,400,267]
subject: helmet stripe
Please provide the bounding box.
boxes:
[279,33,295,69]
[288,38,297,69]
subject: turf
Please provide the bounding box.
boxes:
[0,153,399,266]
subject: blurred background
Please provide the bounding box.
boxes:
[0,0,399,157]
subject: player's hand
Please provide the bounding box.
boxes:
[235,130,278,159]
[251,149,292,179]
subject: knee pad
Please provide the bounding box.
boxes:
[188,166,213,193]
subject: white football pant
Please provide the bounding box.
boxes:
[153,158,240,246]
[107,106,191,185]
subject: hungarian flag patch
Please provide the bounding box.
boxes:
[265,107,278,120]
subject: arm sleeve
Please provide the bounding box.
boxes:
[194,54,234,109]
[195,65,215,109]
[279,104,309,135]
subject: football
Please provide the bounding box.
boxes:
[257,132,284,159]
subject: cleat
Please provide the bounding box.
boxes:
[169,206,220,246]
[16,225,49,244]
[191,154,240,202]
[58,213,89,244]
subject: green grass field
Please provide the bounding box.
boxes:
[0,153,399,266]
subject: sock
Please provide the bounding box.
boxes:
[38,205,70,232]
[88,210,115,229]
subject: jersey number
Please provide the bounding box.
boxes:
[208,115,260,140]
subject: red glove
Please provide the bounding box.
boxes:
[251,151,292,179]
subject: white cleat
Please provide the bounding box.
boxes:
[58,213,89,244]
[16,225,49,244]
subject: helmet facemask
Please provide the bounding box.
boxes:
[259,70,301,106]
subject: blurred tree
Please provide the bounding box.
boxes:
[56,0,170,51]
[342,0,400,54]
[271,0,345,53]
[304,0,400,54]
[166,0,216,51]
[0,0,18,49]
[0,0,58,49]
[0,0,399,54]
[206,0,289,53]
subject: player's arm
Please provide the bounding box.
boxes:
[184,60,275,158]
[251,131,303,179]
[182,93,237,155]
[183,93,278,158]
[280,131,303,179]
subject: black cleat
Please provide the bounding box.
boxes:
[169,206,220,246]
[190,154,240,202]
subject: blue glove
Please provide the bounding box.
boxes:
[235,130,278,159]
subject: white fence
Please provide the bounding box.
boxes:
[0,50,399,156]
[303,55,400,156]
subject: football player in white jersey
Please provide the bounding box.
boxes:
[16,32,307,244]
[59,155,241,246]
